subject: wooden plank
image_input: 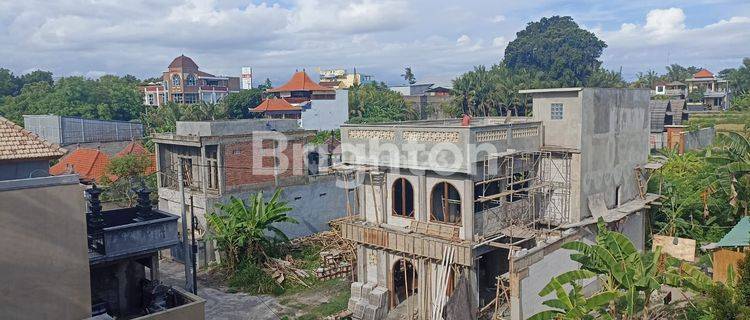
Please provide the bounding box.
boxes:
[652,235,696,262]
[713,249,745,283]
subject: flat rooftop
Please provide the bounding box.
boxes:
[341,116,536,129]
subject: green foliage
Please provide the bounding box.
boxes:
[504,16,607,86]
[529,269,617,320]
[451,64,550,117]
[141,101,228,135]
[348,82,415,123]
[206,189,297,271]
[222,88,264,119]
[707,132,750,216]
[689,86,706,103]
[585,68,627,88]
[106,153,152,179]
[401,67,416,85]
[228,259,284,295]
[733,94,750,111]
[632,70,662,89]
[310,130,340,145]
[101,153,155,206]
[720,58,750,96]
[666,64,702,82]
[0,74,143,125]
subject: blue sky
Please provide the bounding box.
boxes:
[1,0,749,86]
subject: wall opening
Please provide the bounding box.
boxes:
[392,259,418,307]
[430,181,461,224]
[392,178,415,218]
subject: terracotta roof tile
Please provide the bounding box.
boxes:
[268,71,334,93]
[50,148,112,182]
[169,54,199,69]
[251,98,302,112]
[115,141,156,175]
[693,69,714,78]
[0,116,66,161]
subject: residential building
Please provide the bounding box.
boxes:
[152,119,348,267]
[685,69,731,110]
[0,116,66,180]
[652,81,687,98]
[389,84,453,119]
[261,70,349,131]
[318,68,371,89]
[49,140,156,183]
[648,99,689,149]
[334,88,657,320]
[250,97,302,119]
[142,55,240,106]
[23,115,143,146]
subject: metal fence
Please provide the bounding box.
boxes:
[23,115,143,145]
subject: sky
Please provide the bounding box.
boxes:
[1,0,749,86]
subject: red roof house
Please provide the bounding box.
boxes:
[50,148,112,182]
[268,71,334,93]
[250,98,302,119]
[693,69,715,79]
[115,141,157,175]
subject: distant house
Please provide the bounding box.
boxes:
[389,83,453,119]
[685,69,731,110]
[49,140,155,183]
[141,54,240,106]
[318,68,371,89]
[260,71,349,131]
[652,81,687,98]
[649,100,690,149]
[710,216,750,283]
[0,116,66,181]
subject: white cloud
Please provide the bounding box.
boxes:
[492,36,507,48]
[491,15,505,23]
[456,34,472,46]
[643,7,685,39]
[288,0,410,34]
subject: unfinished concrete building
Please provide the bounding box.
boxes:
[334,88,659,319]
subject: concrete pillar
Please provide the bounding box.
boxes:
[151,253,160,281]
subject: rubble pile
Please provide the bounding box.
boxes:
[291,229,357,281]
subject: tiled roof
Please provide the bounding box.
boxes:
[0,116,66,161]
[251,98,302,112]
[649,100,670,133]
[50,148,111,182]
[169,54,199,69]
[693,69,714,78]
[268,71,334,93]
[115,141,156,175]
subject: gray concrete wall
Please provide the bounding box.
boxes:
[0,160,50,181]
[530,90,583,149]
[301,89,349,131]
[175,119,299,136]
[684,126,715,151]
[0,175,91,320]
[578,88,650,221]
[24,115,143,145]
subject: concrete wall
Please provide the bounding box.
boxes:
[133,288,205,320]
[0,160,49,181]
[301,89,349,131]
[578,88,650,221]
[0,175,91,320]
[530,90,583,149]
[175,119,299,136]
[24,115,143,145]
[684,126,715,151]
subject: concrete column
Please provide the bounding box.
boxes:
[200,146,208,193]
[419,174,427,222]
[154,143,162,188]
[151,253,160,281]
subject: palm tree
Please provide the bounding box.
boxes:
[529,270,618,320]
[207,189,297,271]
[706,132,750,216]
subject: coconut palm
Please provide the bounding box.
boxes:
[206,189,297,271]
[706,132,750,216]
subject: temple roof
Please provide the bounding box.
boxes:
[268,71,334,93]
[251,98,302,112]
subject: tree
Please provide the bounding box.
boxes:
[720,58,750,96]
[503,16,607,86]
[529,270,618,320]
[258,78,273,91]
[0,68,19,97]
[223,88,264,119]
[633,70,663,89]
[665,64,701,82]
[706,132,750,216]
[20,70,53,87]
[401,67,416,85]
[206,189,297,271]
[101,153,155,207]
[586,68,626,88]
[348,82,415,123]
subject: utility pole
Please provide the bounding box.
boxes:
[177,158,194,293]
[190,195,198,295]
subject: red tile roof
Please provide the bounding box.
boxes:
[50,148,112,182]
[169,54,199,69]
[0,116,66,161]
[115,141,156,175]
[251,98,302,112]
[693,69,714,78]
[268,71,334,93]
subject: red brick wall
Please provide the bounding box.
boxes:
[223,139,306,187]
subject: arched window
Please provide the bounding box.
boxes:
[172,74,181,87]
[186,74,196,86]
[430,181,461,224]
[392,178,414,218]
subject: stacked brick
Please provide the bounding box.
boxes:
[349,282,388,320]
[315,249,352,280]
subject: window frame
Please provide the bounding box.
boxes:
[550,103,564,120]
[429,181,462,225]
[391,177,415,219]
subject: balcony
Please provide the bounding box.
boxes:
[341,118,542,174]
[336,217,473,266]
[87,186,179,265]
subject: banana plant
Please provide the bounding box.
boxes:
[529,269,618,320]
[561,218,662,319]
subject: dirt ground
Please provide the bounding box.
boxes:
[159,258,350,320]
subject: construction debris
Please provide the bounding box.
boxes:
[316,249,353,280]
[291,229,357,281]
[264,257,310,287]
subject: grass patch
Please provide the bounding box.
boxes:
[227,259,284,295]
[291,279,351,320]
